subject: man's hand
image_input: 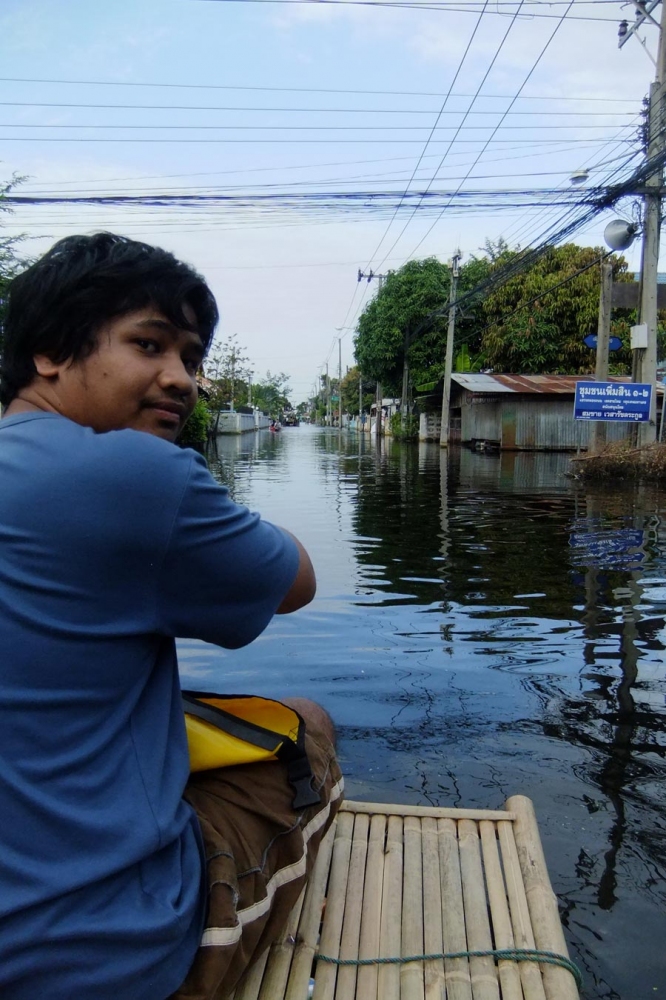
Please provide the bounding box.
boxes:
[276,530,316,614]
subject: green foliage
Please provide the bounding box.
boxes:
[352,240,655,386]
[354,258,451,394]
[205,334,253,412]
[340,365,374,416]
[252,370,291,416]
[481,243,634,374]
[178,396,212,451]
[390,412,419,440]
[354,256,490,394]
[0,176,29,350]
[454,343,482,373]
[178,396,211,451]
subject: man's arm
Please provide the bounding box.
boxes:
[275,529,316,614]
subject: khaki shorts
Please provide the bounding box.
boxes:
[170,728,344,1000]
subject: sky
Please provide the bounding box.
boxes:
[0,0,657,403]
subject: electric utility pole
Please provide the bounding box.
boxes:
[591,262,614,455]
[338,336,343,439]
[326,363,331,427]
[359,371,363,428]
[620,0,666,444]
[440,251,462,448]
[358,269,388,442]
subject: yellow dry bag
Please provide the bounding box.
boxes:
[182,690,320,810]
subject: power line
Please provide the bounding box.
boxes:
[0,137,629,144]
[404,144,666,345]
[393,0,580,263]
[0,101,638,115]
[373,0,558,267]
[374,0,584,265]
[0,122,635,130]
[191,0,630,21]
[20,144,634,193]
[0,77,640,100]
[336,0,495,327]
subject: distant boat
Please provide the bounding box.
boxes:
[269,421,282,433]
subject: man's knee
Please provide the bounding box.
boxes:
[281,697,336,748]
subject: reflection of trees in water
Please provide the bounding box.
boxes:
[206,431,286,505]
[350,443,666,921]
[352,441,581,613]
[537,558,666,916]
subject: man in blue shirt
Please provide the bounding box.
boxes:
[0,233,342,999]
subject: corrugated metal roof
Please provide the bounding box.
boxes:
[453,373,664,395]
[451,373,514,393]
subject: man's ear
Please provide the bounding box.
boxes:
[33,354,64,379]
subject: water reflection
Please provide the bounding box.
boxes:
[178,429,666,998]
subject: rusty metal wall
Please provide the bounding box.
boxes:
[460,399,501,442]
[460,396,633,450]
[508,398,630,450]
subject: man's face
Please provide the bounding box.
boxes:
[38,307,204,442]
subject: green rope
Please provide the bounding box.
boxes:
[317,947,583,990]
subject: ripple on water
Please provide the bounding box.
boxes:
[182,431,666,999]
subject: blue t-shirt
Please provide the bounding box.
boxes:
[0,412,300,1000]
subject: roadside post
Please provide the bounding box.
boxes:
[440,250,462,448]
[590,262,614,454]
[618,0,666,445]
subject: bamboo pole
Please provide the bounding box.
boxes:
[258,886,307,1000]
[458,819,499,1000]
[341,801,513,821]
[498,820,546,1000]
[378,815,403,1000]
[234,946,271,1000]
[401,816,425,1000]
[284,823,337,1000]
[479,820,523,1000]
[438,818,472,1000]
[335,812,370,1000]
[313,810,354,1000]
[506,796,579,1000]
[357,813,387,999]
[421,817,445,1000]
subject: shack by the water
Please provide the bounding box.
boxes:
[417,374,665,451]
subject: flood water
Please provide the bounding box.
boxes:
[178,426,666,1000]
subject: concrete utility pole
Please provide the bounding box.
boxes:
[440,251,462,448]
[364,273,387,443]
[355,271,389,440]
[326,363,331,427]
[400,333,410,430]
[338,337,343,438]
[358,371,363,428]
[635,0,666,444]
[591,262,614,455]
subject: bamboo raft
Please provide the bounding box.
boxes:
[231,796,580,1000]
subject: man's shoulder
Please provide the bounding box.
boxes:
[3,413,198,494]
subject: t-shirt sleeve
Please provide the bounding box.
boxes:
[156,452,301,648]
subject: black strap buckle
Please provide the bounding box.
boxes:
[287,756,320,810]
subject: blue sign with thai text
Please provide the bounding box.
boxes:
[574,381,652,422]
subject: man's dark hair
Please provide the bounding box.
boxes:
[0,232,219,406]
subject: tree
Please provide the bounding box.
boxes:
[205,334,253,415]
[353,256,491,397]
[339,365,374,417]
[480,243,635,374]
[252,371,291,417]
[354,258,451,395]
[0,176,29,349]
